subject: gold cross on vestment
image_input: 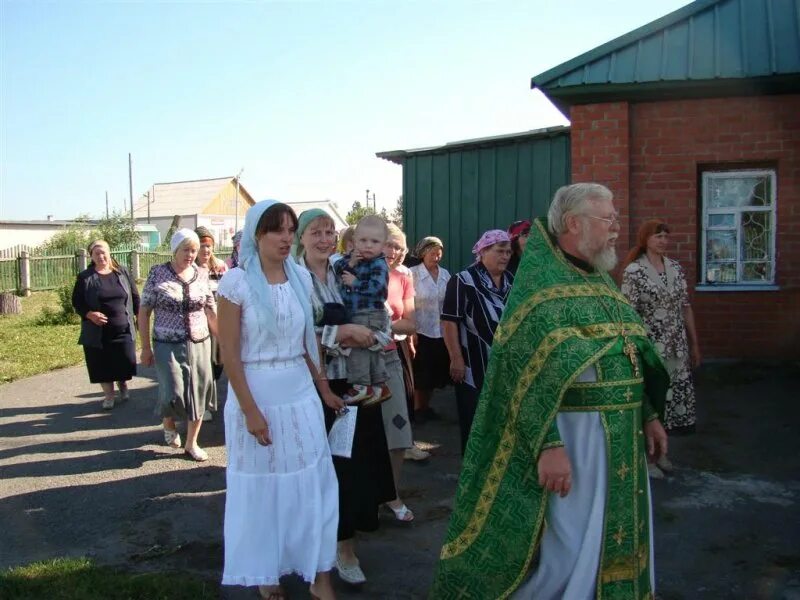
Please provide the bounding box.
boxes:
[622,336,641,377]
[624,387,634,403]
[613,525,626,546]
[617,462,630,481]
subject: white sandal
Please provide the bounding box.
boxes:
[163,428,181,448]
[385,502,414,522]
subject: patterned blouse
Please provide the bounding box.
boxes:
[621,256,690,360]
[141,263,216,343]
[441,263,514,390]
[298,256,349,381]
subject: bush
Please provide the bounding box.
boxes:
[36,284,80,326]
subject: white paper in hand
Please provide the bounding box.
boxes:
[328,406,357,458]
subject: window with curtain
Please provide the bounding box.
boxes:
[701,169,776,286]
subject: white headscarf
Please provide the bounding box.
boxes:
[240,200,320,368]
[170,228,200,254]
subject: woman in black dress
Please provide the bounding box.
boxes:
[72,240,139,410]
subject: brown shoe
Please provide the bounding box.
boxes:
[361,383,392,408]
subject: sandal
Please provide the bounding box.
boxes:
[184,446,209,462]
[385,501,414,522]
[258,585,287,600]
[163,428,181,448]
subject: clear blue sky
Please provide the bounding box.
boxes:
[0,0,690,221]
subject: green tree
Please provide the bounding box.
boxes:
[389,195,403,227]
[345,200,376,225]
[41,211,140,253]
[94,212,141,248]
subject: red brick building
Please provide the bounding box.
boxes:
[532,0,800,359]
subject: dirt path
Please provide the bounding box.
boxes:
[1,363,798,599]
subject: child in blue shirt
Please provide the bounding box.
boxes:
[333,215,393,406]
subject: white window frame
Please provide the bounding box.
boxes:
[700,168,777,288]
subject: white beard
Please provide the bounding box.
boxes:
[577,227,618,272]
[589,246,618,272]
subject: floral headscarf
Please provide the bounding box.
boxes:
[472,229,511,261]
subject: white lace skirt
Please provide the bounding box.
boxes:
[222,361,339,586]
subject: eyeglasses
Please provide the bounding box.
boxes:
[584,213,620,226]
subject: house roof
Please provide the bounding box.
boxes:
[532,0,800,114]
[286,200,349,229]
[133,176,254,218]
[376,125,571,164]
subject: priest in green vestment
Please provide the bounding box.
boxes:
[430,183,670,600]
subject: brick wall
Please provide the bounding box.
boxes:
[571,95,800,359]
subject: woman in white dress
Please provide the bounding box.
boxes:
[217,200,343,600]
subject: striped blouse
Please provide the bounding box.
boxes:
[441,262,514,390]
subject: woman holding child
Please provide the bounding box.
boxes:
[217,201,340,600]
[293,209,396,586]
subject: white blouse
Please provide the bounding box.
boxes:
[217,267,306,367]
[410,263,451,339]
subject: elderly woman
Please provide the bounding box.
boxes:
[506,219,531,275]
[195,226,228,290]
[195,225,228,409]
[218,201,339,600]
[293,208,395,586]
[381,223,424,520]
[409,236,451,421]
[138,229,217,462]
[72,240,139,410]
[622,219,701,478]
[441,230,514,454]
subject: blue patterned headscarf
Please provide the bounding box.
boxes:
[239,199,320,368]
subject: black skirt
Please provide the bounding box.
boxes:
[413,334,451,391]
[83,335,137,384]
[323,379,396,540]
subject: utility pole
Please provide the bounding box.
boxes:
[145,191,151,224]
[105,191,109,218]
[234,168,244,233]
[128,153,134,230]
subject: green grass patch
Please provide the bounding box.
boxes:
[0,291,83,384]
[0,557,219,599]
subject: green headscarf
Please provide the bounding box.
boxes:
[292,208,332,257]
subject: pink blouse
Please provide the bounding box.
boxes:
[385,264,415,350]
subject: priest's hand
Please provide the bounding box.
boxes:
[644,418,668,463]
[538,446,572,497]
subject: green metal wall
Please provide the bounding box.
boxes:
[402,132,571,273]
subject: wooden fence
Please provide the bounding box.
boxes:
[0,249,173,295]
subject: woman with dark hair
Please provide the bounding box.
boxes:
[621,219,701,478]
[506,219,531,275]
[72,240,139,411]
[409,236,451,421]
[218,201,340,600]
[139,229,217,461]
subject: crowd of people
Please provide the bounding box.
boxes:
[70,183,701,599]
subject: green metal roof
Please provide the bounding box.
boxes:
[532,0,800,113]
[376,125,570,165]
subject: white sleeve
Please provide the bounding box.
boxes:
[217,267,246,306]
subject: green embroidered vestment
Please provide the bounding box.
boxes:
[430,219,669,600]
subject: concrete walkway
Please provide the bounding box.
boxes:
[0,362,798,599]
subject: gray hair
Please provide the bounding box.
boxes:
[547,183,613,235]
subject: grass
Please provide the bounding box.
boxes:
[0,291,83,384]
[0,557,219,600]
